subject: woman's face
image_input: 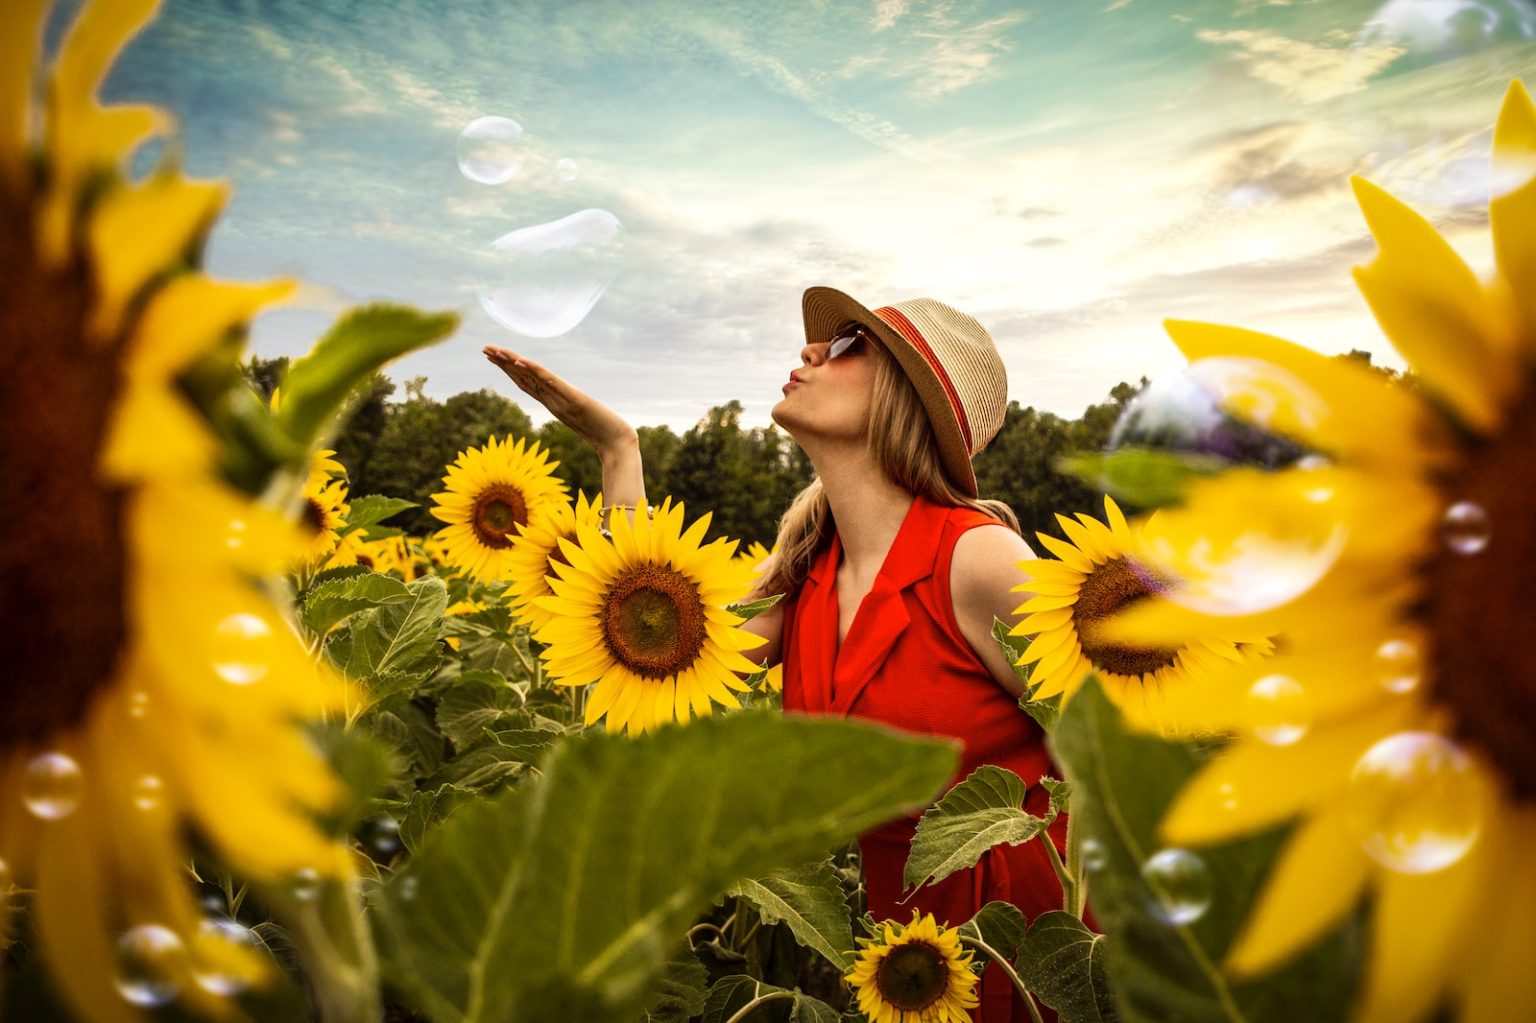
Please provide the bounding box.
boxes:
[770,325,880,444]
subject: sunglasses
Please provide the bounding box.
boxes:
[827,324,873,360]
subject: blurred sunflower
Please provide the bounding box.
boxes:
[504,489,605,631]
[845,910,979,1023]
[300,471,350,565]
[1103,81,1536,1023]
[1009,495,1270,734]
[422,531,457,575]
[428,435,569,581]
[532,498,766,734]
[441,598,487,653]
[0,1,356,1019]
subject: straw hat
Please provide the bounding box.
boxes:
[802,286,1008,498]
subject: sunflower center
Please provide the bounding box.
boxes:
[1073,557,1179,678]
[302,497,327,532]
[1425,398,1536,799]
[356,552,375,571]
[874,941,949,1012]
[0,189,129,743]
[471,485,528,550]
[599,564,707,680]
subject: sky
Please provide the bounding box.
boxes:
[80,0,1536,433]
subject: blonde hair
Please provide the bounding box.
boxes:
[756,338,1019,602]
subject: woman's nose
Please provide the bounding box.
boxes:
[800,342,825,366]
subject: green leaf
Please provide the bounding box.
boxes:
[726,591,784,621]
[331,576,448,700]
[302,571,411,635]
[274,304,458,449]
[341,494,419,532]
[1016,911,1118,1023]
[1056,449,1229,511]
[726,858,855,971]
[398,784,470,856]
[1051,677,1359,1023]
[958,900,1029,972]
[375,711,958,1023]
[993,617,1059,731]
[306,564,373,591]
[434,670,528,752]
[904,766,1050,891]
[643,945,709,1023]
[1042,776,1072,816]
[700,976,838,1023]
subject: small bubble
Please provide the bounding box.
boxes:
[1079,838,1107,874]
[397,875,420,901]
[225,519,246,552]
[1141,848,1212,926]
[114,924,186,1007]
[456,115,524,184]
[1347,731,1484,874]
[212,612,274,685]
[555,157,580,181]
[370,815,402,858]
[23,752,83,820]
[291,867,321,902]
[1247,674,1310,746]
[191,918,264,996]
[1375,637,1423,694]
[133,775,164,812]
[1441,501,1489,555]
[129,691,149,719]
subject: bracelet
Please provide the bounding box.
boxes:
[598,502,654,539]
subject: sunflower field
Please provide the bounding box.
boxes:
[5,0,1536,1021]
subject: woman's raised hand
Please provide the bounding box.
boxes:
[483,345,638,456]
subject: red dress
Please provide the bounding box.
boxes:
[781,492,1070,1023]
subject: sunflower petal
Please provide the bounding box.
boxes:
[1224,801,1371,977]
[0,0,47,184]
[1350,176,1515,433]
[1491,79,1536,342]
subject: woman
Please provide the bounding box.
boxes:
[485,286,1068,1022]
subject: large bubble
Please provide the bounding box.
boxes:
[1108,357,1318,470]
[476,209,625,338]
[1342,0,1536,209]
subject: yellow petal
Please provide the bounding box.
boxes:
[1035,533,1094,573]
[1491,80,1536,341]
[0,0,47,186]
[1351,176,1515,433]
[131,276,295,376]
[1458,809,1536,1023]
[88,174,229,338]
[1355,820,1488,1023]
[1225,801,1372,977]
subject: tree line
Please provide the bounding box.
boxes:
[248,353,1400,551]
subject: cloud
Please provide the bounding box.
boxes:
[1104,0,1134,11]
[1026,236,1067,248]
[904,11,1030,101]
[1196,27,1405,103]
[247,24,293,61]
[311,54,388,116]
[872,0,911,31]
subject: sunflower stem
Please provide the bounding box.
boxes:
[722,988,797,1023]
[962,934,1046,1023]
[1040,830,1077,915]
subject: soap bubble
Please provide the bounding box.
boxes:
[456,116,524,185]
[1341,0,1536,210]
[477,209,625,338]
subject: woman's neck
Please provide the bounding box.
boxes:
[809,442,915,581]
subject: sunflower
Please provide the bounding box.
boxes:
[300,470,350,565]
[504,489,605,631]
[1100,81,1536,1023]
[0,1,356,1019]
[531,497,767,734]
[1008,495,1270,734]
[844,910,980,1023]
[428,434,569,581]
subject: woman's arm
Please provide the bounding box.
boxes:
[483,345,645,533]
[950,525,1039,698]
